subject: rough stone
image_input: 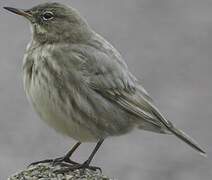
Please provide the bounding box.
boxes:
[8,163,114,180]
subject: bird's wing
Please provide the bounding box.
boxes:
[77,45,166,129]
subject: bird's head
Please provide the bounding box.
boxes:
[4,2,92,44]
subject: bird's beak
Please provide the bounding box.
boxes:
[3,7,32,19]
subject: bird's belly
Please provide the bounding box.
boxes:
[25,78,97,142]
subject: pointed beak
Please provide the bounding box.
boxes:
[3,6,32,19]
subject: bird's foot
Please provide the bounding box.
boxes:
[54,160,102,174]
[52,156,79,166]
[28,159,54,167]
[28,156,79,168]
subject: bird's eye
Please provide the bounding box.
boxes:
[42,11,54,21]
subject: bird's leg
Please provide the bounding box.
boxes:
[29,142,81,167]
[55,139,104,173]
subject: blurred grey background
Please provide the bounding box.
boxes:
[0,0,211,179]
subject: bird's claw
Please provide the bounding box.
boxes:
[52,156,78,166]
[28,156,79,168]
[28,159,54,167]
[54,161,102,174]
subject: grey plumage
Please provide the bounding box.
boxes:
[5,2,206,156]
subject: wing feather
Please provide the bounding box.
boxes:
[77,45,165,130]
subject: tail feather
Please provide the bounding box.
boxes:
[168,126,206,156]
[148,102,206,156]
[132,93,206,156]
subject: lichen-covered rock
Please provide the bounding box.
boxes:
[8,163,114,180]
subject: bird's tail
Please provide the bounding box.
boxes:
[148,101,206,156]
[137,96,206,156]
[168,126,206,156]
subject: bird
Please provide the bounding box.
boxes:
[4,2,206,172]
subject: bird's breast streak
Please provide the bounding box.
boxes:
[23,52,97,142]
[28,78,97,141]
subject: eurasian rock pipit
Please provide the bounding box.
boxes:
[4,2,206,172]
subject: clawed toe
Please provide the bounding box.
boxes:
[28,157,79,168]
[54,161,102,174]
[28,159,54,167]
[52,156,79,166]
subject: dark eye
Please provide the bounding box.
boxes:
[42,11,54,21]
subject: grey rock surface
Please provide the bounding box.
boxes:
[8,163,113,180]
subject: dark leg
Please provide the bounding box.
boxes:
[82,140,104,167]
[29,142,81,167]
[55,139,104,173]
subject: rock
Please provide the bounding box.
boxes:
[8,163,114,180]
